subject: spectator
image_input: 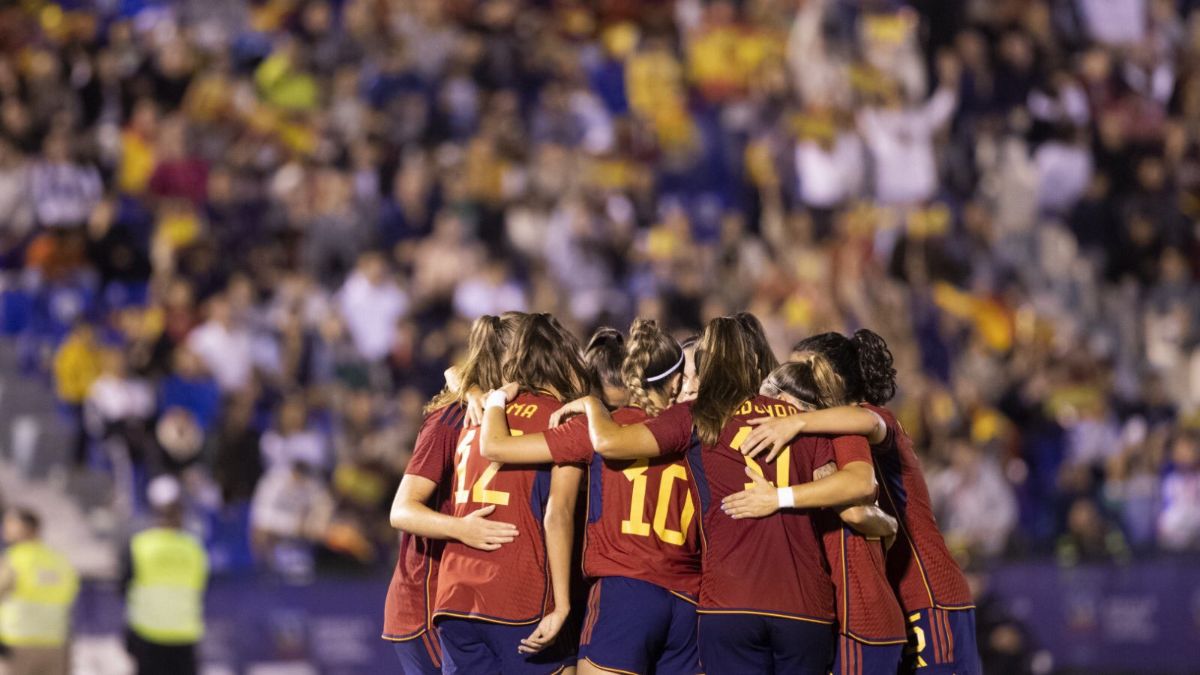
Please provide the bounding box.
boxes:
[336,252,408,363]
[0,136,33,265]
[1057,497,1132,565]
[84,348,155,460]
[930,439,1018,558]
[857,52,959,205]
[260,396,326,472]
[186,295,253,394]
[1158,432,1200,550]
[249,462,333,576]
[52,323,103,466]
[159,348,222,432]
[29,130,102,229]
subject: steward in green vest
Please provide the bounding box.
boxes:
[0,507,78,675]
[122,476,209,675]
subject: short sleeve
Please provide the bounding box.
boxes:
[832,434,873,468]
[861,404,896,450]
[544,415,594,464]
[643,403,694,456]
[405,406,463,482]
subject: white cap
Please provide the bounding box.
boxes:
[147,475,182,509]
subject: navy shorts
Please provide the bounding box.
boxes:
[697,613,835,675]
[437,617,569,674]
[902,608,981,675]
[833,634,904,675]
[390,631,441,674]
[577,577,700,675]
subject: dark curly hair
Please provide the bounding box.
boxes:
[790,329,897,405]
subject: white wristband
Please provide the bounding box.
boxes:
[484,391,508,410]
[777,487,795,509]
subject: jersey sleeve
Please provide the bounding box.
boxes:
[405,406,462,482]
[643,403,693,456]
[543,415,594,464]
[861,403,896,450]
[832,434,873,468]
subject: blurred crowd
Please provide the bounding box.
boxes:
[0,0,1199,582]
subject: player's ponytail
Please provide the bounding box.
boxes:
[851,329,897,405]
[503,313,590,402]
[762,354,847,410]
[584,327,628,400]
[621,319,683,417]
[425,313,523,413]
[734,312,779,384]
[693,316,761,445]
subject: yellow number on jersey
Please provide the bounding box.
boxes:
[453,428,514,506]
[728,425,790,489]
[905,612,928,667]
[621,459,696,546]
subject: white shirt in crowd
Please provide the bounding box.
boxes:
[187,319,254,392]
[453,276,528,319]
[1158,470,1200,550]
[30,160,103,228]
[1078,0,1147,46]
[1035,141,1093,215]
[260,429,328,472]
[336,270,409,362]
[857,88,957,205]
[85,374,155,429]
[250,466,333,539]
[930,458,1018,557]
[0,163,34,235]
[794,132,865,208]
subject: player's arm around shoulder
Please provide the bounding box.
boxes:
[479,384,554,464]
[389,474,519,552]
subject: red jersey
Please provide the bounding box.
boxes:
[814,437,906,644]
[382,404,464,641]
[863,404,973,611]
[434,393,564,625]
[543,408,701,597]
[645,397,837,624]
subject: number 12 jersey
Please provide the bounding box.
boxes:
[434,392,564,626]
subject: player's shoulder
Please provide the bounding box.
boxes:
[422,403,466,433]
[613,406,649,424]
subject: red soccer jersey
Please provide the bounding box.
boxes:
[863,404,973,611]
[434,392,564,625]
[383,404,464,642]
[543,408,701,597]
[813,436,907,643]
[645,397,837,624]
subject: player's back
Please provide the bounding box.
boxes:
[688,395,836,623]
[584,407,701,596]
[435,392,563,625]
[864,404,972,611]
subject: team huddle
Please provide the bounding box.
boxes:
[382,312,980,675]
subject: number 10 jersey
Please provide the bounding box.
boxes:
[544,407,701,597]
[434,392,563,625]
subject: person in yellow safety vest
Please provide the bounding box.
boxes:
[0,507,79,675]
[122,476,209,675]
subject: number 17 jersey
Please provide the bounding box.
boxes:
[434,392,564,626]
